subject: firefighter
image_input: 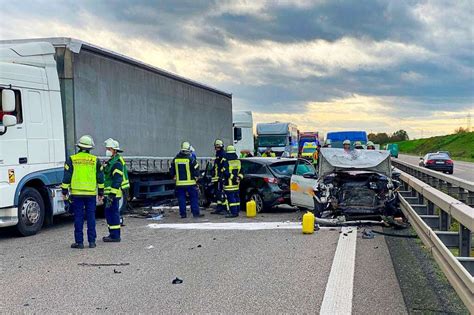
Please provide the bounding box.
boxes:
[354,141,364,149]
[210,139,227,215]
[366,141,376,150]
[343,139,351,152]
[170,141,203,218]
[262,147,276,157]
[61,135,104,249]
[222,145,243,218]
[102,138,129,242]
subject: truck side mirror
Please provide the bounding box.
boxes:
[233,127,242,142]
[2,114,17,127]
[1,90,16,112]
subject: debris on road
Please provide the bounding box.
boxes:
[362,229,375,239]
[113,269,121,274]
[78,262,130,267]
[146,245,154,249]
[172,277,183,284]
[197,244,202,248]
[147,214,164,221]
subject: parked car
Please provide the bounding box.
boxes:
[419,152,454,174]
[198,158,300,213]
[290,148,399,218]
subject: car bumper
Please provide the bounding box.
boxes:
[261,187,290,208]
[426,165,453,172]
[0,207,18,227]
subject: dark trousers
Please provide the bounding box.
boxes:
[105,197,121,239]
[214,181,226,212]
[71,196,96,244]
[175,185,200,217]
[224,189,240,216]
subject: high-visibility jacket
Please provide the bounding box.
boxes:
[170,152,200,186]
[262,152,276,157]
[212,149,225,183]
[104,154,129,198]
[222,153,243,191]
[61,151,104,196]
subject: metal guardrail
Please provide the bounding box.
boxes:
[392,159,474,207]
[398,171,473,312]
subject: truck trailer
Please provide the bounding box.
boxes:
[0,38,233,235]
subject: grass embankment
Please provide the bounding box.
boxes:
[395,132,474,162]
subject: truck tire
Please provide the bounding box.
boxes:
[17,187,45,236]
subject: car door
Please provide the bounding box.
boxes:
[290,159,317,209]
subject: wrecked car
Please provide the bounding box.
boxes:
[290,148,400,218]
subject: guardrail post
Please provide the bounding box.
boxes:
[439,210,450,231]
[418,192,424,205]
[468,191,474,207]
[459,225,472,257]
[427,200,434,215]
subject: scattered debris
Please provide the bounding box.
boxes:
[362,229,375,239]
[212,238,216,240]
[374,246,379,249]
[172,277,183,284]
[78,262,130,267]
[20,256,24,259]
[23,303,29,307]
[197,244,202,248]
[146,245,154,249]
[147,214,163,221]
[343,233,348,236]
[113,269,121,274]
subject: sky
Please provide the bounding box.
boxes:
[1,0,473,138]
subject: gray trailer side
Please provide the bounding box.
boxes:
[52,38,232,158]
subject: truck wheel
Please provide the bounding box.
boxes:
[17,187,45,236]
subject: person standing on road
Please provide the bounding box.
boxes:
[211,139,227,215]
[221,145,244,218]
[343,139,351,152]
[262,147,276,157]
[170,141,203,218]
[354,141,364,149]
[61,135,104,249]
[366,141,376,150]
[102,138,129,243]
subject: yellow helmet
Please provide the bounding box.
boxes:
[181,141,191,152]
[77,135,95,149]
[214,139,224,148]
[226,145,236,153]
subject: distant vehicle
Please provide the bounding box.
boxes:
[298,131,319,154]
[233,111,254,156]
[290,148,400,217]
[325,131,368,149]
[419,152,454,174]
[386,143,399,158]
[199,158,299,213]
[256,122,299,157]
[301,142,317,160]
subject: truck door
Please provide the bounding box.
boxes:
[23,90,51,164]
[290,159,317,209]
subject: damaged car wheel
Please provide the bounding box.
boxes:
[248,191,264,213]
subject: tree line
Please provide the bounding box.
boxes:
[368,130,409,144]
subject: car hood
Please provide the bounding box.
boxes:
[319,148,392,178]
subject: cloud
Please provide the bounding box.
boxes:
[0,0,472,137]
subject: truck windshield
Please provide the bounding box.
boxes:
[258,135,287,147]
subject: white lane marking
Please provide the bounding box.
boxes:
[148,221,303,230]
[320,226,357,315]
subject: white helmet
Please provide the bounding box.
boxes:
[77,135,95,149]
[104,138,122,152]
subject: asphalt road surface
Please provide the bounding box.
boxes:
[397,154,474,182]
[0,206,466,314]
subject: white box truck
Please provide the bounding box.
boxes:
[0,38,233,235]
[232,110,253,156]
[256,122,298,157]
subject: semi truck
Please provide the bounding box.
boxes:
[256,122,298,157]
[0,38,233,236]
[232,111,253,156]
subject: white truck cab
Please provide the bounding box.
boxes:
[0,42,66,235]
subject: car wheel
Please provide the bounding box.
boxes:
[198,184,211,208]
[248,191,264,213]
[448,170,454,174]
[17,187,45,236]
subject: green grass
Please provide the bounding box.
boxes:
[395,132,474,162]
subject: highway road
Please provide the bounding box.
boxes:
[0,207,467,314]
[397,154,474,182]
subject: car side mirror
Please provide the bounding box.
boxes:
[2,114,17,127]
[303,173,316,179]
[1,89,16,112]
